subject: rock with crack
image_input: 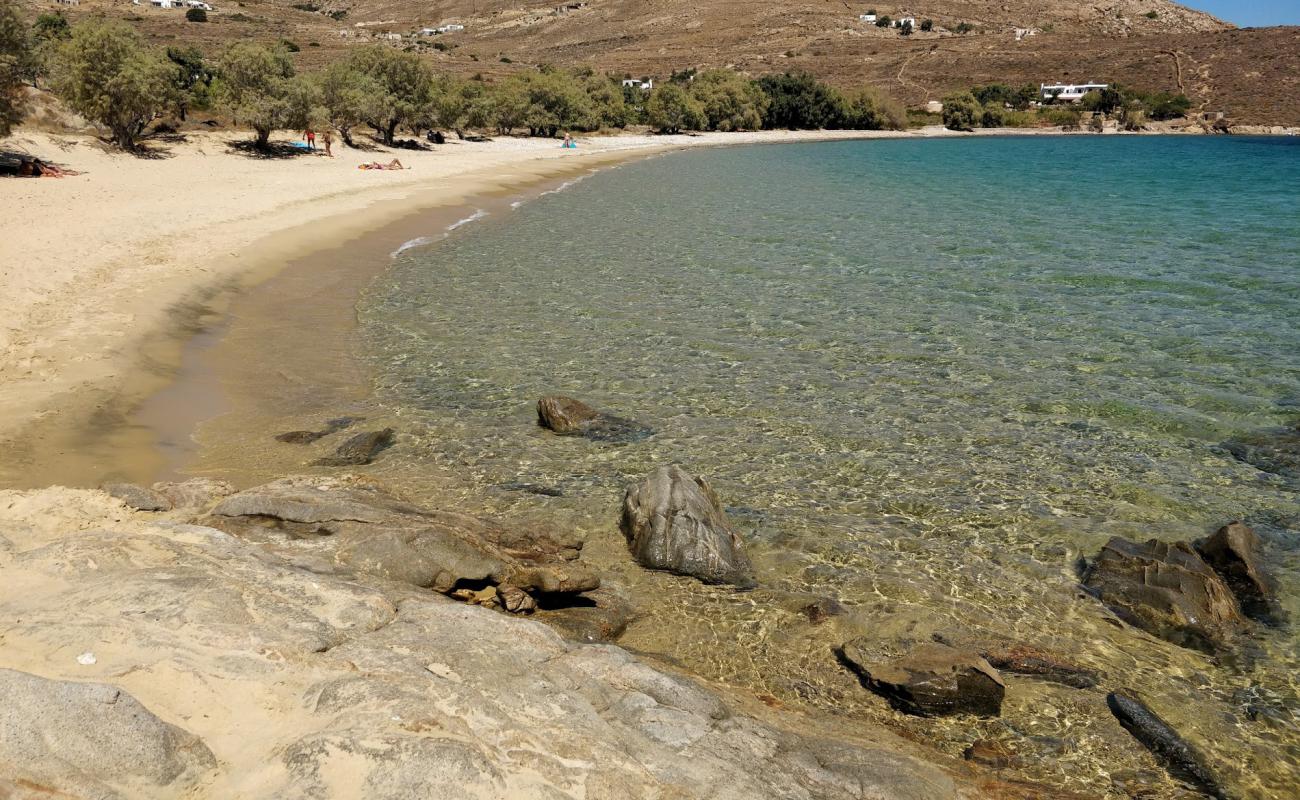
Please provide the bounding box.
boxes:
[536,395,653,443]
[311,428,396,466]
[206,475,600,612]
[1081,537,1247,654]
[0,668,217,798]
[1195,521,1286,625]
[620,465,755,587]
[840,641,1005,717]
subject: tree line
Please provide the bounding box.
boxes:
[0,1,906,150]
[940,82,1193,132]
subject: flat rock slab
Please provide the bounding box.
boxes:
[0,668,216,797]
[536,395,653,443]
[206,476,600,612]
[841,641,1005,717]
[103,482,173,512]
[620,465,755,587]
[1082,537,1246,654]
[276,416,363,445]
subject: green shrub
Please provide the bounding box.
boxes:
[690,68,768,131]
[954,22,974,33]
[52,20,177,149]
[755,70,842,129]
[840,85,905,130]
[1144,11,1158,19]
[1038,106,1081,129]
[185,8,207,22]
[279,38,301,53]
[214,41,313,147]
[875,15,891,27]
[646,82,703,133]
[899,19,913,36]
[920,19,933,32]
[940,92,980,130]
[0,0,31,136]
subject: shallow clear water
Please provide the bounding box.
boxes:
[360,136,1300,798]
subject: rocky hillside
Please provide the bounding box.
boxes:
[18,0,1300,124]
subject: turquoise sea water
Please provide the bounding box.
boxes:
[361,136,1300,798]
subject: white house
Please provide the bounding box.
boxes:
[859,13,876,23]
[621,78,654,91]
[150,0,182,9]
[52,0,80,6]
[896,16,916,27]
[436,23,464,33]
[186,1,213,9]
[1040,82,1109,102]
[1014,27,1037,41]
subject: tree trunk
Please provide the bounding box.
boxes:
[113,125,136,151]
[256,127,272,148]
[340,125,354,147]
[384,120,398,146]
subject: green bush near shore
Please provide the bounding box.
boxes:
[0,0,31,136]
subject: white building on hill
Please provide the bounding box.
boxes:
[1040,82,1109,102]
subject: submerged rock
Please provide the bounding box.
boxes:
[0,668,216,796]
[840,641,1005,717]
[207,476,599,609]
[311,428,395,467]
[1106,690,1229,800]
[103,482,173,512]
[537,585,636,643]
[276,415,363,445]
[976,643,1101,689]
[619,465,755,587]
[1220,421,1300,480]
[1081,537,1246,654]
[536,395,653,443]
[1195,521,1286,625]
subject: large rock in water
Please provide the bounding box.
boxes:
[619,465,755,587]
[0,668,216,797]
[1082,537,1246,653]
[1195,521,1286,625]
[207,476,599,610]
[536,395,653,443]
[839,641,1005,717]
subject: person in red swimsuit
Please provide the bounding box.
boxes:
[303,128,316,151]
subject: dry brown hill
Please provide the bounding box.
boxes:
[21,0,1300,124]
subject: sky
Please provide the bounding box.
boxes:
[1181,1,1300,27]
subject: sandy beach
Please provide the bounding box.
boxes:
[0,126,979,486]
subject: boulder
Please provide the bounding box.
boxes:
[619,465,755,587]
[840,641,1005,717]
[800,597,848,625]
[536,585,636,643]
[311,428,395,467]
[1195,521,1286,625]
[536,396,652,443]
[1081,537,1246,654]
[0,668,216,797]
[102,482,172,512]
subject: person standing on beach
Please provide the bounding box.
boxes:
[321,129,333,157]
[303,128,316,151]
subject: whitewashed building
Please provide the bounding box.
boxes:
[1040,82,1109,102]
[896,16,916,27]
[859,13,876,23]
[621,78,654,91]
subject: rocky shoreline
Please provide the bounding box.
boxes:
[0,472,1032,799]
[4,400,1293,798]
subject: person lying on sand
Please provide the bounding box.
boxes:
[15,158,69,178]
[358,159,405,171]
